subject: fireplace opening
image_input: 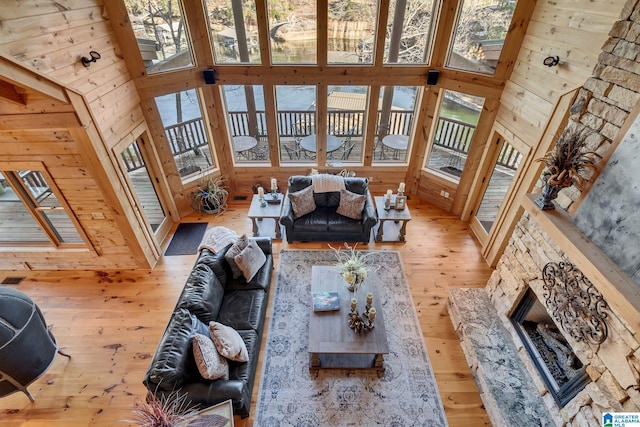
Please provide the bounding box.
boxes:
[511,288,591,407]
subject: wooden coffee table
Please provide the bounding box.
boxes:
[308,266,389,375]
[247,193,283,239]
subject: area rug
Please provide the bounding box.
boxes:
[255,249,448,426]
[164,223,208,256]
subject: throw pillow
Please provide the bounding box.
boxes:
[234,240,267,282]
[336,188,367,220]
[209,321,249,362]
[224,235,248,279]
[289,185,316,218]
[198,226,239,254]
[192,333,229,380]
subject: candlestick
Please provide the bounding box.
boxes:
[351,298,357,310]
[257,186,264,198]
[386,189,392,198]
[398,182,405,193]
[271,178,277,191]
[366,292,373,305]
[368,307,376,322]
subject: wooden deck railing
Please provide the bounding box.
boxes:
[122,111,521,172]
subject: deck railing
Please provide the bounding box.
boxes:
[122,111,521,172]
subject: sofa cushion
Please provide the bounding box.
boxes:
[197,248,232,287]
[327,212,364,233]
[179,264,225,324]
[198,226,239,254]
[234,240,267,282]
[228,329,259,383]
[336,188,367,220]
[225,235,248,279]
[146,308,209,391]
[217,289,266,331]
[209,321,249,362]
[193,333,229,380]
[289,185,316,218]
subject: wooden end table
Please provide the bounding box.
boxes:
[374,195,412,242]
[308,266,388,376]
[247,194,283,239]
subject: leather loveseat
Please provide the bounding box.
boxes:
[143,237,273,418]
[279,175,377,243]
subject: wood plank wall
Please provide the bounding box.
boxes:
[0,2,158,270]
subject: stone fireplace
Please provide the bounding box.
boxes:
[510,288,590,407]
[448,205,640,426]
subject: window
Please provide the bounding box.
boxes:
[268,0,317,64]
[384,0,437,64]
[447,0,517,74]
[205,0,261,64]
[329,1,379,64]
[374,86,421,163]
[154,89,215,182]
[326,86,369,165]
[274,85,317,164]
[221,85,269,163]
[124,0,195,73]
[0,169,85,246]
[425,89,484,180]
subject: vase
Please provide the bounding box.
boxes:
[344,271,365,292]
[535,183,565,210]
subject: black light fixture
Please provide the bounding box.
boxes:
[81,51,101,67]
[203,68,217,84]
[543,55,560,67]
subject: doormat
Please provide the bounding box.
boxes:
[164,223,208,256]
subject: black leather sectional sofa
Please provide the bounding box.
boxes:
[143,237,273,418]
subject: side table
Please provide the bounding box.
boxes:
[373,195,412,242]
[247,193,283,239]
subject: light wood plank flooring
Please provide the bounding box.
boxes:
[0,197,493,426]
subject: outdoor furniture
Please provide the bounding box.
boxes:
[381,134,409,160]
[233,136,258,160]
[0,287,70,402]
[299,134,343,156]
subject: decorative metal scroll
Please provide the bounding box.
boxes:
[542,261,609,345]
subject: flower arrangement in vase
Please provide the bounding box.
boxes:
[330,242,373,293]
[535,127,597,210]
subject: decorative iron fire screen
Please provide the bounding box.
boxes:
[511,289,591,406]
[542,261,609,345]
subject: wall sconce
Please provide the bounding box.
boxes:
[81,51,101,67]
[543,55,560,67]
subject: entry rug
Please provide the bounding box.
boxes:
[164,223,208,256]
[255,250,448,426]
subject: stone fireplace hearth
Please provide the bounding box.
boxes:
[448,200,640,426]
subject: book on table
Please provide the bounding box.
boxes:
[312,291,340,312]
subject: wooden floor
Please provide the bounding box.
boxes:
[0,197,493,426]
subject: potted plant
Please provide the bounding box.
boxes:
[535,127,597,210]
[192,175,229,214]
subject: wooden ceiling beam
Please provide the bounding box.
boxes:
[0,80,25,105]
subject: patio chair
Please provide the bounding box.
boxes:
[341,142,356,161]
[283,144,301,160]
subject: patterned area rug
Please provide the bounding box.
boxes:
[255,250,448,426]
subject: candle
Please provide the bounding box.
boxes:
[271,178,277,191]
[386,189,392,199]
[366,292,373,305]
[257,186,264,198]
[368,307,376,322]
[351,298,357,310]
[398,182,405,193]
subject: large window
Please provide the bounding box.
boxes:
[425,89,484,180]
[374,86,421,163]
[154,89,215,182]
[384,0,437,64]
[275,85,317,164]
[268,0,317,64]
[124,0,194,73]
[222,85,269,163]
[205,0,261,64]
[329,1,379,64]
[0,170,85,246]
[447,0,517,74]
